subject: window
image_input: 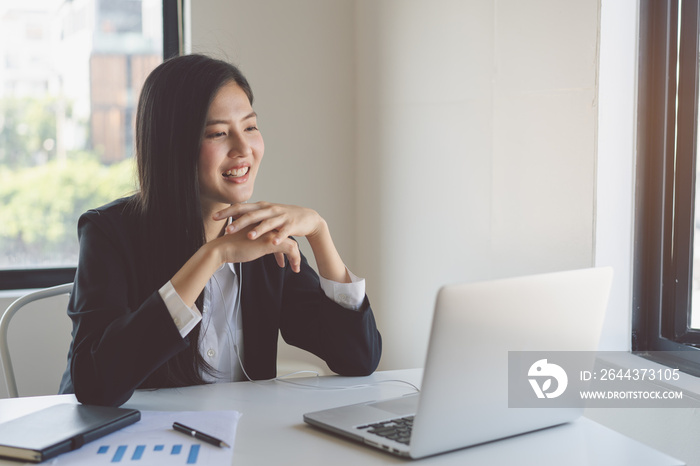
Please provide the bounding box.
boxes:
[0,0,181,290]
[634,0,700,373]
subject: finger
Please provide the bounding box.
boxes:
[283,240,301,273]
[248,215,287,240]
[227,206,280,234]
[272,226,290,245]
[274,252,286,268]
[289,252,301,273]
[214,201,268,221]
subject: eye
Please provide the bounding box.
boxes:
[207,131,227,139]
[245,126,259,132]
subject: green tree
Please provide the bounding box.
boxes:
[0,96,62,168]
[0,153,136,266]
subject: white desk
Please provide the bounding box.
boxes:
[0,369,684,465]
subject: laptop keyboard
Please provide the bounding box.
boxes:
[357,416,414,445]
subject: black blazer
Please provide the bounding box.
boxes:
[59,198,381,406]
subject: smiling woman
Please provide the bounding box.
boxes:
[197,83,264,217]
[58,54,382,407]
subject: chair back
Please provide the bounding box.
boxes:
[0,283,73,398]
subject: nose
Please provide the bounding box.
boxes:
[227,131,252,158]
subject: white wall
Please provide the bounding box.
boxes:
[594,0,635,353]
[354,0,599,370]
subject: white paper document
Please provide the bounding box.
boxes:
[46,410,241,466]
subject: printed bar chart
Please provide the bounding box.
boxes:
[96,443,201,464]
[45,410,240,465]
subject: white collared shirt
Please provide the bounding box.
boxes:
[158,264,365,382]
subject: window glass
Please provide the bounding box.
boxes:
[0,0,162,269]
[693,86,700,328]
[688,6,700,331]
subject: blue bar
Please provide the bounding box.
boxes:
[154,445,164,451]
[171,445,182,455]
[111,445,127,463]
[97,446,109,454]
[186,444,200,464]
[131,445,145,460]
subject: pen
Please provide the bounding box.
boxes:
[172,422,231,448]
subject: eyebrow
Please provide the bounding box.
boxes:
[205,111,257,126]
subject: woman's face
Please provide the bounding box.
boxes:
[198,81,264,213]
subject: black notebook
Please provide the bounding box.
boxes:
[0,403,140,463]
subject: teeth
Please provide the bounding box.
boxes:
[224,167,249,177]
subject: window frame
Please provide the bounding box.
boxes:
[633,0,700,373]
[0,0,183,291]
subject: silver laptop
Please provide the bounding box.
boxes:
[303,267,613,459]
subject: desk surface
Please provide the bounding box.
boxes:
[0,369,684,465]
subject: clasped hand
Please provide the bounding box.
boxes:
[210,202,325,273]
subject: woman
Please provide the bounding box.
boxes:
[58,54,382,407]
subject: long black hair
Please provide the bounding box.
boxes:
[130,54,254,387]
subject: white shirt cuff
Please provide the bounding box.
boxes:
[319,269,366,311]
[158,281,202,338]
